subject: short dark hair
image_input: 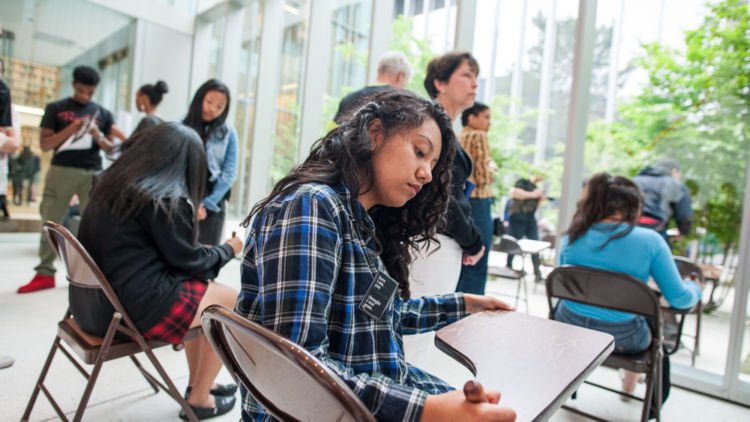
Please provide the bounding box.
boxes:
[139,80,169,107]
[460,101,489,126]
[73,66,100,86]
[423,52,479,99]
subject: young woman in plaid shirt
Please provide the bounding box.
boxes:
[238,90,516,421]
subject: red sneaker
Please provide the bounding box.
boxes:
[17,274,55,294]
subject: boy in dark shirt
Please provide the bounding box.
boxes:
[18,66,117,293]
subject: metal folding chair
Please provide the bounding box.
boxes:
[669,256,704,366]
[488,235,529,311]
[546,266,664,422]
[201,305,375,422]
[21,221,200,422]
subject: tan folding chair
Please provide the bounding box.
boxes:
[201,305,376,422]
[488,235,529,311]
[670,256,704,366]
[546,266,664,422]
[21,221,200,422]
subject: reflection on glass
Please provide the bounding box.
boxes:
[207,16,227,79]
[323,0,372,130]
[227,1,264,218]
[269,0,310,189]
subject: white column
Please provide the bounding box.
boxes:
[604,0,624,123]
[297,0,333,161]
[509,0,528,121]
[725,156,750,401]
[247,0,284,208]
[189,20,211,94]
[557,0,597,236]
[533,0,557,165]
[220,5,245,126]
[454,0,478,52]
[367,0,394,84]
[484,0,502,104]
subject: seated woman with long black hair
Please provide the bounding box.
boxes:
[555,173,702,403]
[71,123,242,420]
[237,90,516,422]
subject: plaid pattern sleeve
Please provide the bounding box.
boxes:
[399,293,467,335]
[237,183,450,422]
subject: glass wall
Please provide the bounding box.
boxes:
[324,0,372,128]
[0,0,133,215]
[227,1,264,219]
[268,0,310,187]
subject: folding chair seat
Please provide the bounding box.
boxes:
[21,221,200,422]
[201,304,375,422]
[546,266,664,422]
[488,235,529,311]
[669,256,704,366]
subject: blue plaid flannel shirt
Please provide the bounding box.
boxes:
[236,183,467,421]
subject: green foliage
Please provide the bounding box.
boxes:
[703,182,743,260]
[389,15,434,97]
[585,0,749,256]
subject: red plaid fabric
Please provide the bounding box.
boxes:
[142,279,207,345]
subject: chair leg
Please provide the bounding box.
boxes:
[72,317,121,422]
[653,356,663,422]
[130,355,160,393]
[522,277,530,313]
[640,368,655,422]
[514,277,522,309]
[139,346,199,422]
[21,336,64,422]
[693,306,702,367]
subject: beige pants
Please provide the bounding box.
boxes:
[35,165,95,275]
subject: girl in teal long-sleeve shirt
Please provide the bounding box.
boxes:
[555,173,701,402]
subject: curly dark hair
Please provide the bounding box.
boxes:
[423,51,479,99]
[242,90,456,299]
[567,172,643,249]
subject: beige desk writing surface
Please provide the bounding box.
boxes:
[435,310,613,422]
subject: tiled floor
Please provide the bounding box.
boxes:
[2,232,748,421]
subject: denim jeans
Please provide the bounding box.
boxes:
[457,198,493,295]
[554,302,652,354]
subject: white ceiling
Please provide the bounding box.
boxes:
[0,0,133,67]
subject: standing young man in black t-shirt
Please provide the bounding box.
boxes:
[18,66,116,293]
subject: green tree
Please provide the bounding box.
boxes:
[586,0,749,259]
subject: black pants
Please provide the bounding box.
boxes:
[0,195,9,218]
[199,202,226,246]
[506,212,541,277]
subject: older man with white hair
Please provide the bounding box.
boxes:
[333,51,412,123]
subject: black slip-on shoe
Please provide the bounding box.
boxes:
[179,395,236,420]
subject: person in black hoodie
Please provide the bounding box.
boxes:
[72,123,242,420]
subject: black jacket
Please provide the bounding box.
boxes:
[442,141,483,254]
[71,198,234,336]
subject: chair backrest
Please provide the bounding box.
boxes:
[673,256,705,283]
[43,221,136,328]
[493,234,524,255]
[546,266,663,332]
[201,305,376,422]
